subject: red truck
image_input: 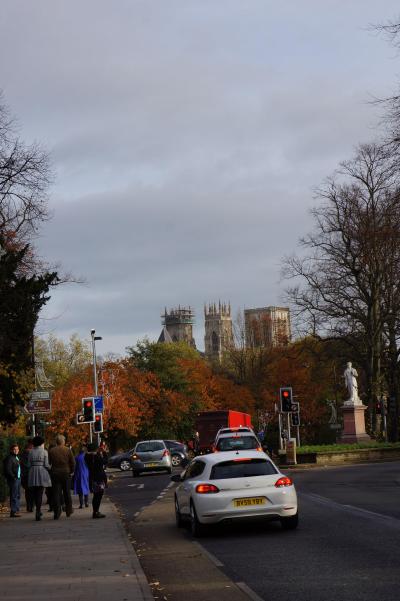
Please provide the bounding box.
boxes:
[194,410,253,454]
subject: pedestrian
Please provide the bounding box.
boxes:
[3,443,22,517]
[73,444,90,508]
[48,434,75,520]
[27,436,52,521]
[85,441,108,519]
[20,439,34,512]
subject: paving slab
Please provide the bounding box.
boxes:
[0,496,153,601]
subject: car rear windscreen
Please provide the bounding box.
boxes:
[216,436,259,451]
[136,442,164,452]
[210,459,277,479]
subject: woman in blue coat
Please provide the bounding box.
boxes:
[73,445,90,508]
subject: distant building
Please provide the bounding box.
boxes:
[158,306,196,348]
[244,306,291,348]
[204,301,233,361]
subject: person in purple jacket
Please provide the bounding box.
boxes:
[73,444,90,508]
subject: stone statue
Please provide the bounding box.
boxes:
[343,362,361,405]
[326,399,338,424]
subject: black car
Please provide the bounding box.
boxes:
[163,440,189,467]
[107,449,134,471]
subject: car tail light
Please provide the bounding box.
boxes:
[256,446,262,451]
[131,454,138,460]
[275,476,293,488]
[162,449,170,457]
[195,484,220,494]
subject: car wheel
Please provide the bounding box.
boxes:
[175,496,184,528]
[280,512,299,530]
[132,470,139,478]
[190,502,206,537]
[120,460,131,471]
[171,454,182,467]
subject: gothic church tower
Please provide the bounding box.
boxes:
[204,301,233,361]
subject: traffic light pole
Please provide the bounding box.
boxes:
[91,329,102,446]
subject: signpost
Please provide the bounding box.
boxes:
[26,391,52,414]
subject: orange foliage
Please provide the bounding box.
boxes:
[46,370,93,447]
[179,358,256,416]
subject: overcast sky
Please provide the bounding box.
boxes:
[1,1,399,355]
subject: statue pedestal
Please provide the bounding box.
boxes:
[340,404,370,444]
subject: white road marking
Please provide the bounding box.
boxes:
[302,492,400,528]
[192,541,224,567]
[138,483,144,489]
[128,484,138,488]
[236,582,265,601]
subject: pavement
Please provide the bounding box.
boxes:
[0,495,153,601]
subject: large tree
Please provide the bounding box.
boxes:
[283,143,400,437]
[0,241,58,423]
[0,95,59,424]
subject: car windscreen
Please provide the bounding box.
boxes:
[216,436,259,451]
[136,442,164,452]
[210,458,277,480]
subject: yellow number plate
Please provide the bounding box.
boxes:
[233,497,266,507]
[146,463,158,468]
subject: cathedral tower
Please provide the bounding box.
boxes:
[204,301,233,361]
[160,306,196,347]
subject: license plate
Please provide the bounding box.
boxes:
[233,497,266,507]
[146,462,159,468]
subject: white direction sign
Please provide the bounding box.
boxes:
[26,391,52,414]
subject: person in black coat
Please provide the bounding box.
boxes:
[4,444,22,517]
[85,441,108,519]
[20,440,34,512]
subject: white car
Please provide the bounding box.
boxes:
[214,426,254,443]
[172,450,298,536]
[214,430,262,452]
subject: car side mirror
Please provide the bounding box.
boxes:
[171,474,182,482]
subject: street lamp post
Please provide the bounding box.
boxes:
[91,329,102,445]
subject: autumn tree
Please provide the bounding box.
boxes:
[46,360,160,450]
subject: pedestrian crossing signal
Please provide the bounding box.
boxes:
[93,413,103,433]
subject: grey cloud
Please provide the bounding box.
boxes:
[1,0,399,353]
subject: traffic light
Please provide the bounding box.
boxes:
[291,412,300,427]
[93,413,103,433]
[82,398,95,423]
[280,387,293,412]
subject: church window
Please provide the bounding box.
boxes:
[212,331,219,352]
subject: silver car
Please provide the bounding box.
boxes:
[131,440,172,477]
